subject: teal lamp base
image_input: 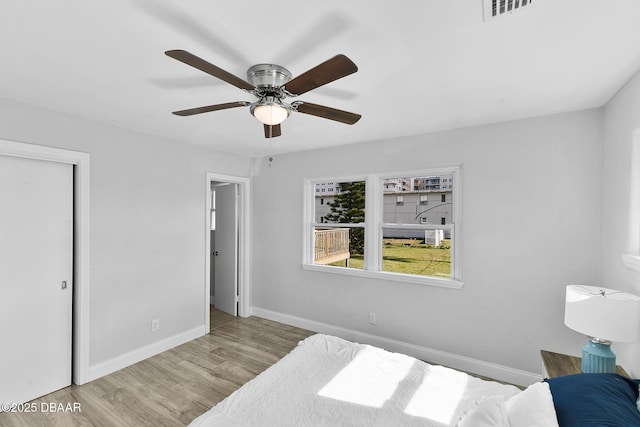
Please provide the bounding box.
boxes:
[581,338,616,373]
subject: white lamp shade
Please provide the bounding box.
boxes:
[565,285,640,342]
[252,104,289,125]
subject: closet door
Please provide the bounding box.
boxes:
[0,155,73,404]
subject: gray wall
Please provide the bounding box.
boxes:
[7,81,638,383]
[601,69,640,376]
[0,97,252,369]
[251,108,602,379]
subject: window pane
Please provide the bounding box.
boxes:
[384,175,453,225]
[381,228,451,278]
[314,226,364,269]
[315,181,365,224]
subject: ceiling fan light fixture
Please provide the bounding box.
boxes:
[251,98,290,126]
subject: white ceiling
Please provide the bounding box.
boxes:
[2,1,640,158]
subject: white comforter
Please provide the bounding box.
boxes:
[189,334,522,427]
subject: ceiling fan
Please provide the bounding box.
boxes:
[165,50,362,138]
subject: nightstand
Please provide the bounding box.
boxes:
[540,350,629,379]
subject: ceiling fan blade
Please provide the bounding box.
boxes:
[264,124,282,138]
[165,50,254,91]
[172,101,250,116]
[285,54,358,96]
[295,102,361,125]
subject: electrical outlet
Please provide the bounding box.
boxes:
[369,312,377,325]
[151,319,160,332]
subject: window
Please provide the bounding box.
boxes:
[623,134,640,271]
[311,180,365,270]
[304,167,462,288]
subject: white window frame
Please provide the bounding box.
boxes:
[623,132,640,271]
[303,167,463,289]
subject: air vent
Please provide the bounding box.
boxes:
[483,0,533,21]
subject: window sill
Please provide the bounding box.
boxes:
[302,263,464,289]
[622,253,640,272]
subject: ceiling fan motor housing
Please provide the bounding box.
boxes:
[247,64,292,89]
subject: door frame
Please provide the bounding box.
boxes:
[0,139,90,385]
[205,172,251,332]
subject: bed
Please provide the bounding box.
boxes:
[189,334,640,427]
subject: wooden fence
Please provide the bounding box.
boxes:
[314,228,350,265]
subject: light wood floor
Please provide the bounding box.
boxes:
[0,307,314,426]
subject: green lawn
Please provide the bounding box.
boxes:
[332,239,451,277]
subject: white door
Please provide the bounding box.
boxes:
[0,155,73,404]
[214,183,238,316]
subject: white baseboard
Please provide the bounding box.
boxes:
[251,307,540,387]
[87,325,206,383]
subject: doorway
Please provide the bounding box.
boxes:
[205,173,251,334]
[210,181,238,316]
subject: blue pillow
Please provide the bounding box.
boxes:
[545,373,640,427]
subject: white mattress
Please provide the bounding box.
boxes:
[189,334,521,427]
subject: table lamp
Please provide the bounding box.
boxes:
[564,285,640,373]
